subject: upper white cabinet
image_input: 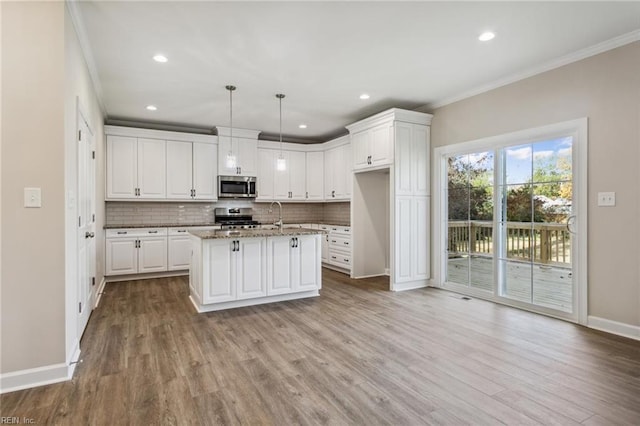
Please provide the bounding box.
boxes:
[105,126,217,201]
[167,141,218,200]
[394,122,429,196]
[324,139,351,201]
[216,127,260,176]
[258,148,307,201]
[350,122,393,171]
[106,135,166,199]
[305,151,324,200]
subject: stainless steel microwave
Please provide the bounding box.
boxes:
[218,176,257,198]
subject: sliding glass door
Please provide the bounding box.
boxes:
[442,128,581,321]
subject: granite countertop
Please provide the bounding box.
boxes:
[104,223,218,229]
[190,227,325,240]
[104,222,349,230]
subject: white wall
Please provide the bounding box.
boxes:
[430,42,640,328]
[0,1,105,388]
[1,1,67,374]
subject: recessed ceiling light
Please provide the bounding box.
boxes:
[478,32,495,42]
[299,124,307,129]
[153,54,168,63]
[359,94,370,100]
[146,105,157,111]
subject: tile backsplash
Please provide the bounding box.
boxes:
[106,201,350,227]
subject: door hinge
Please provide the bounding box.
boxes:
[78,302,82,313]
[92,277,95,286]
[92,151,95,159]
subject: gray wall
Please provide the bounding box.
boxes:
[430,42,640,327]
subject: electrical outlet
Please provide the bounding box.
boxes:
[597,192,616,207]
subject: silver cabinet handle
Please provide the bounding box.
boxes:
[117,231,127,235]
[85,232,94,238]
[148,230,158,234]
[177,230,187,233]
[306,192,308,199]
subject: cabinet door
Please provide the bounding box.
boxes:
[193,142,217,200]
[106,135,137,199]
[257,149,275,201]
[414,197,430,279]
[395,122,413,196]
[324,148,336,199]
[166,141,193,199]
[203,240,236,304]
[168,235,192,271]
[306,152,324,200]
[236,238,267,300]
[321,233,329,263]
[344,144,352,199]
[370,123,393,166]
[137,138,166,198]
[414,125,430,196]
[351,131,371,170]
[237,138,258,176]
[267,237,294,295]
[138,237,168,273]
[217,137,236,175]
[289,151,306,200]
[333,145,349,199]
[394,197,413,283]
[294,235,320,292]
[105,238,138,275]
[273,151,290,200]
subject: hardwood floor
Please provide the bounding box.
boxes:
[2,269,640,425]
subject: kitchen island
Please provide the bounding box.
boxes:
[189,228,323,312]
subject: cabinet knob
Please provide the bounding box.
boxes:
[85,232,95,239]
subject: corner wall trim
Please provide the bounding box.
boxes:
[0,363,74,394]
[588,316,640,341]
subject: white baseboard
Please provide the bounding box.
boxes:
[391,280,429,292]
[104,270,187,283]
[588,316,640,341]
[0,342,81,394]
[190,290,320,313]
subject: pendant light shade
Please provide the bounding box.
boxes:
[225,85,237,169]
[276,93,286,171]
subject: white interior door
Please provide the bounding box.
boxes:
[77,111,95,337]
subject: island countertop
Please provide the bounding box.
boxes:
[189,227,325,239]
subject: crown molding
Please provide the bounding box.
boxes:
[65,0,107,118]
[423,29,640,111]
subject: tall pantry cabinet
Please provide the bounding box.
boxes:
[347,108,432,291]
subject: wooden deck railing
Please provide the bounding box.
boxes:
[448,220,571,266]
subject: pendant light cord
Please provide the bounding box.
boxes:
[276,94,285,154]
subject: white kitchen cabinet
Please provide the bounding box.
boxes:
[106,135,166,199]
[137,138,167,199]
[200,237,266,304]
[105,237,138,275]
[327,226,352,271]
[395,122,429,196]
[394,197,429,284]
[168,229,192,271]
[105,228,168,275]
[319,225,330,263]
[305,151,324,200]
[218,136,258,176]
[267,234,321,295]
[106,135,137,199]
[324,143,351,201]
[350,122,393,171]
[260,149,306,201]
[167,141,218,200]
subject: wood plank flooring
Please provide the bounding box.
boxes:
[2,269,640,425]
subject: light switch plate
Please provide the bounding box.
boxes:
[24,187,42,208]
[597,191,616,207]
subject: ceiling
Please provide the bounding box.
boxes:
[75,1,640,143]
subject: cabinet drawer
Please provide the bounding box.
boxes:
[329,235,351,250]
[328,251,351,268]
[106,228,168,238]
[329,225,351,235]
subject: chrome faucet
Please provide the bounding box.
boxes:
[269,201,283,229]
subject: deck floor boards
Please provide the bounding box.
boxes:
[2,269,639,425]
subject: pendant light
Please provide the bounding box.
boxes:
[276,93,286,171]
[225,85,237,169]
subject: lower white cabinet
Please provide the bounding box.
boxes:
[267,234,321,296]
[325,225,352,271]
[168,229,192,271]
[105,228,168,275]
[201,237,267,304]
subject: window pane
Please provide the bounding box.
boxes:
[505,144,532,185]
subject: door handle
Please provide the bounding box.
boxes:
[566,215,577,235]
[85,232,94,238]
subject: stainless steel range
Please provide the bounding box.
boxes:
[214,207,260,229]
